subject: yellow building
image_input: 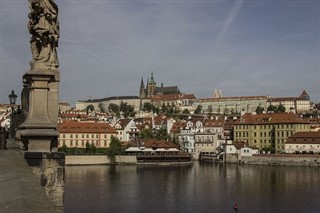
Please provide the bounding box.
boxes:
[58,120,117,148]
[234,113,310,153]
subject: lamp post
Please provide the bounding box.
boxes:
[8,90,17,138]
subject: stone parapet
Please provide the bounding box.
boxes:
[25,152,65,212]
[65,155,137,165]
[240,155,320,166]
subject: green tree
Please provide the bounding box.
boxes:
[143,102,154,112]
[267,105,277,112]
[277,104,286,113]
[208,105,213,116]
[120,102,135,118]
[86,104,94,114]
[161,103,168,113]
[154,128,169,140]
[182,109,190,114]
[256,106,264,114]
[108,103,120,116]
[107,136,123,163]
[59,144,68,153]
[98,103,105,112]
[194,105,202,114]
[139,128,154,139]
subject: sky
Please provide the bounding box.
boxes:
[0,0,319,106]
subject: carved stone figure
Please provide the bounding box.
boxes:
[28,0,59,70]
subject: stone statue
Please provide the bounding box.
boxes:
[28,0,59,70]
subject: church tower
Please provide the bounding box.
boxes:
[139,77,146,98]
[146,72,157,98]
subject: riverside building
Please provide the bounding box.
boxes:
[233,113,310,153]
[58,120,117,148]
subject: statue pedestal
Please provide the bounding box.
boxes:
[17,69,60,152]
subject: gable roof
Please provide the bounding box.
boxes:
[114,118,132,129]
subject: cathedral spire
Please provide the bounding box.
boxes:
[139,77,146,98]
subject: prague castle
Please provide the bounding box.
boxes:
[139,72,181,98]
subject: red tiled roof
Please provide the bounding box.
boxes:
[233,141,247,149]
[204,118,225,127]
[299,90,309,97]
[170,121,186,133]
[153,115,167,125]
[115,118,131,129]
[234,113,310,125]
[58,120,117,133]
[286,131,320,144]
[143,139,178,149]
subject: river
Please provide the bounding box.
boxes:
[64,162,320,213]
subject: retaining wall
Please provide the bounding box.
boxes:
[65,155,137,165]
[237,154,320,166]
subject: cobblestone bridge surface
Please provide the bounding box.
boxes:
[0,139,57,213]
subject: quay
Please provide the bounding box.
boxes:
[0,139,57,213]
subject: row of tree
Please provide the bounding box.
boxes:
[58,136,124,163]
[256,104,286,114]
[88,101,291,117]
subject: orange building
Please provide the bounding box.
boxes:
[58,121,117,148]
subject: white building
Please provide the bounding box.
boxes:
[285,131,320,154]
[113,118,139,142]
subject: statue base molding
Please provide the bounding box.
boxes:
[17,69,60,152]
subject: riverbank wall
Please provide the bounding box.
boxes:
[226,154,320,166]
[65,155,137,165]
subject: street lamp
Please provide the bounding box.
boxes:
[9,90,17,105]
[8,90,17,138]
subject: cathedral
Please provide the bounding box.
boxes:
[139,73,181,98]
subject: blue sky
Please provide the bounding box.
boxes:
[1,0,319,106]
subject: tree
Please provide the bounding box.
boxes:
[108,103,120,116]
[194,105,202,114]
[208,105,213,116]
[267,105,277,112]
[143,102,154,112]
[86,104,94,114]
[138,128,154,139]
[182,109,190,114]
[59,144,68,153]
[154,128,169,140]
[256,106,264,114]
[120,102,135,118]
[98,103,105,112]
[107,136,123,163]
[277,104,286,113]
[85,142,96,153]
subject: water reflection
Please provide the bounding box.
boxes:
[65,163,320,213]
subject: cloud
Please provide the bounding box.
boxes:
[0,0,319,105]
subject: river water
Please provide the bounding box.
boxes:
[64,162,320,213]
